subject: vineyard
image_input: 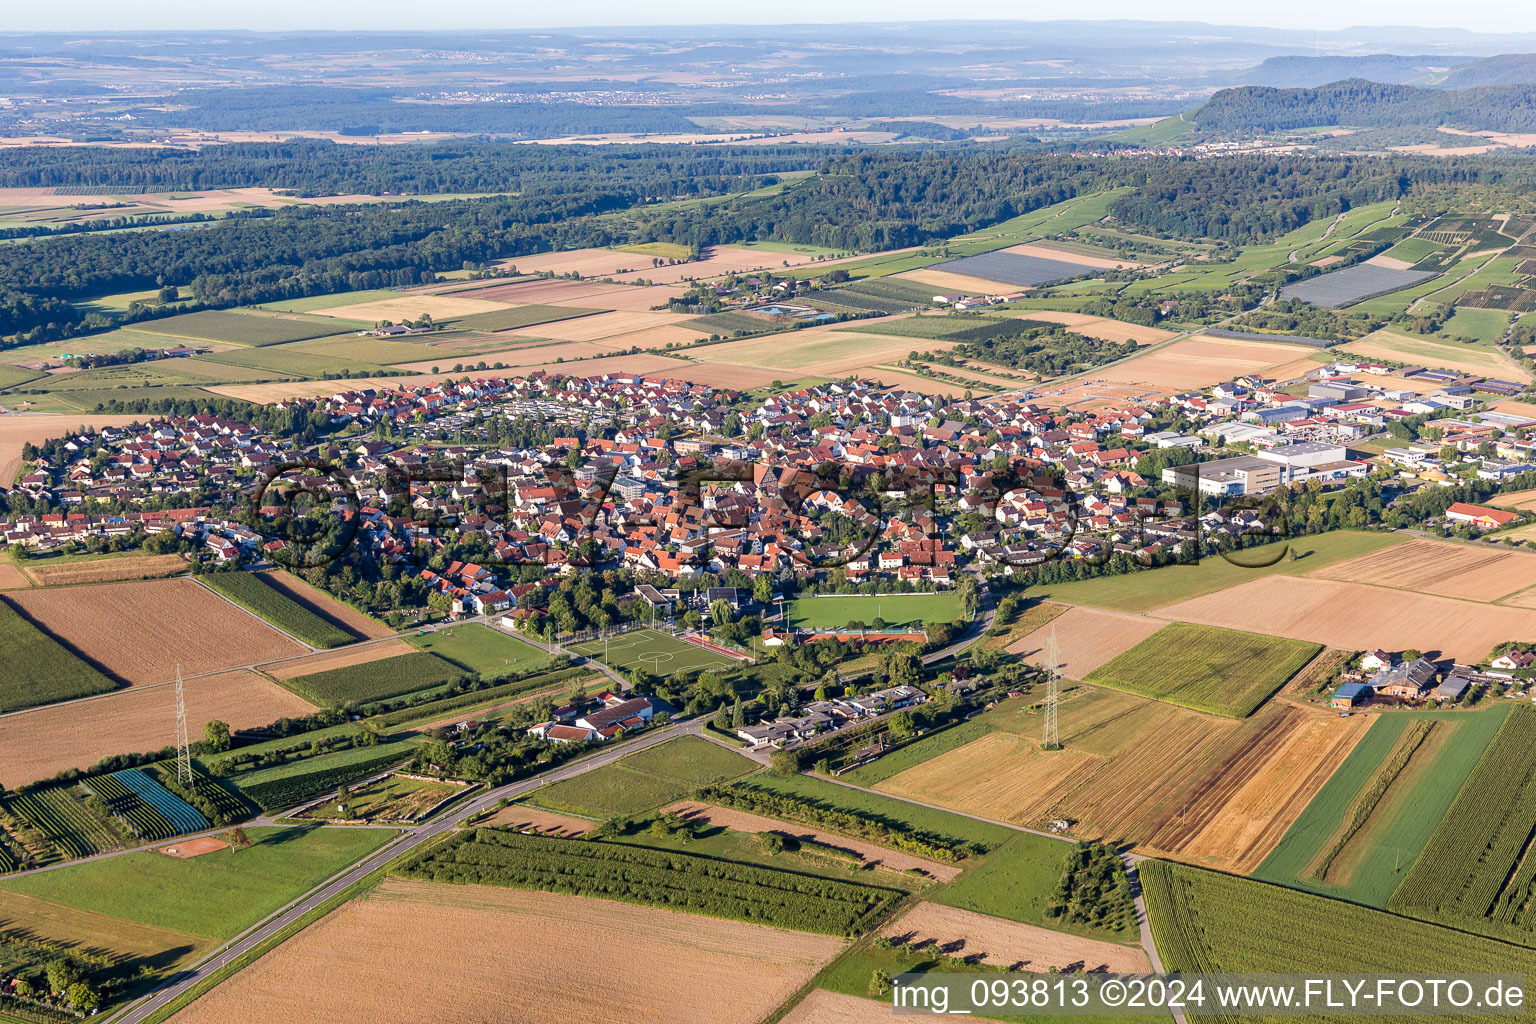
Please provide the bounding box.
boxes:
[1388,706,1536,937]
[397,829,898,936]
[235,745,413,812]
[146,762,253,825]
[5,786,113,860]
[1142,860,1536,1022]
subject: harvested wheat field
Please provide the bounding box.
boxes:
[1155,575,1536,663]
[1141,705,1371,873]
[9,579,303,686]
[263,638,416,680]
[876,732,1104,829]
[1017,310,1174,345]
[1340,331,1530,382]
[307,294,512,322]
[446,279,686,311]
[206,374,444,403]
[0,669,314,787]
[22,553,186,587]
[697,324,957,375]
[389,341,627,372]
[1492,400,1536,422]
[900,268,1029,296]
[1312,537,1536,602]
[885,902,1149,973]
[0,415,142,483]
[166,878,842,1024]
[260,572,394,639]
[494,247,676,279]
[0,890,208,973]
[506,309,692,343]
[627,361,796,390]
[665,801,960,881]
[0,562,31,590]
[493,352,696,379]
[1003,243,1144,270]
[781,990,891,1024]
[1495,487,1536,512]
[1006,605,1165,679]
[479,805,596,836]
[1096,335,1311,393]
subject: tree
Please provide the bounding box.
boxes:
[46,958,84,995]
[753,574,775,606]
[769,748,801,777]
[869,968,892,997]
[203,719,231,753]
[67,982,101,1013]
[157,284,179,304]
[225,827,253,850]
[710,598,735,626]
[887,710,916,740]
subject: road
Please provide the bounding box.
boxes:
[104,717,700,1024]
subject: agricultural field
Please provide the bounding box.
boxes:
[0,414,144,484]
[1090,334,1324,395]
[295,773,466,823]
[306,293,512,323]
[254,571,393,639]
[1153,574,1536,663]
[397,828,896,935]
[199,572,356,648]
[192,344,390,377]
[1143,860,1536,1010]
[263,638,418,680]
[1254,706,1506,908]
[567,628,739,677]
[1082,623,1321,718]
[0,825,392,939]
[1312,537,1536,602]
[231,742,416,811]
[0,598,117,712]
[882,901,1150,974]
[0,669,315,788]
[3,783,121,860]
[406,624,549,678]
[7,578,305,686]
[127,310,346,346]
[277,650,463,705]
[1339,327,1530,380]
[1387,706,1536,939]
[1005,604,1165,679]
[1279,263,1438,308]
[16,551,186,586]
[784,592,963,629]
[164,877,843,1024]
[528,735,755,818]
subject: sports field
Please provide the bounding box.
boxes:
[568,628,738,677]
[785,592,963,629]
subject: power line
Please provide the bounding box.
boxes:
[1043,625,1060,750]
[174,664,192,784]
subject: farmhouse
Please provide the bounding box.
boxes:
[1330,681,1370,709]
[1445,502,1520,530]
[1369,657,1438,699]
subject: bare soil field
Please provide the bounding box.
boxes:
[1016,310,1173,345]
[21,553,186,587]
[0,890,208,973]
[1312,537,1536,603]
[780,990,891,1024]
[444,279,686,311]
[630,361,796,390]
[166,878,842,1024]
[1142,706,1371,873]
[263,639,416,680]
[1005,605,1166,679]
[1491,400,1536,423]
[504,309,691,342]
[665,800,961,881]
[0,414,142,483]
[1008,378,1165,413]
[388,341,618,372]
[0,669,315,787]
[694,323,957,375]
[875,732,1105,828]
[1003,243,1144,270]
[260,572,394,639]
[480,805,596,836]
[307,294,513,321]
[1094,335,1313,394]
[0,562,32,590]
[883,902,1150,973]
[900,268,1025,296]
[1340,331,1530,382]
[485,352,698,380]
[206,375,445,403]
[1493,487,1536,511]
[490,245,831,287]
[8,579,304,686]
[1153,575,1536,662]
[160,837,230,859]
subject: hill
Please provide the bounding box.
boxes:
[1226,55,1472,89]
[1192,79,1536,133]
[1441,53,1536,88]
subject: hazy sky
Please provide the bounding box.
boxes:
[8,2,1535,34]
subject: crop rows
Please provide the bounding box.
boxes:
[146,763,253,824]
[237,747,411,812]
[283,651,464,706]
[0,843,15,874]
[1309,720,1433,880]
[1389,706,1536,926]
[112,769,211,833]
[199,572,355,648]
[83,774,180,841]
[397,829,895,935]
[7,789,99,859]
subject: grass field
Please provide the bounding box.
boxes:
[450,305,603,333]
[193,345,388,377]
[1023,531,1405,613]
[0,825,391,939]
[199,572,355,648]
[527,735,755,818]
[406,624,548,678]
[567,628,739,677]
[229,741,416,788]
[934,834,1135,942]
[1143,860,1536,999]
[0,598,117,712]
[253,289,401,313]
[619,241,693,259]
[785,592,964,629]
[126,310,343,346]
[1253,705,1506,909]
[1083,623,1322,718]
[279,650,463,705]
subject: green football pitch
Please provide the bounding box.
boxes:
[567,628,739,677]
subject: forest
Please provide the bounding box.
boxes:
[1194,79,1536,134]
